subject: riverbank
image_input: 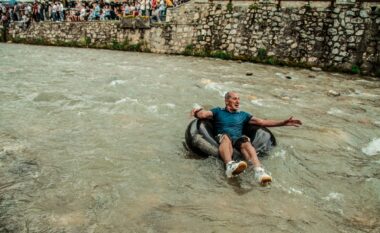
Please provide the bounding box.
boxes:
[2,1,380,77]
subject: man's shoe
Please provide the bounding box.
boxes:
[225,161,247,178]
[254,167,272,185]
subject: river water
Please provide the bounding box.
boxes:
[0,43,379,233]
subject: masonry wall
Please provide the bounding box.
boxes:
[6,1,380,76]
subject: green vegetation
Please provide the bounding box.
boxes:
[107,38,149,52]
[304,3,312,11]
[183,44,195,56]
[77,36,91,47]
[0,27,5,42]
[375,67,380,77]
[9,35,150,53]
[226,1,233,12]
[111,39,123,50]
[249,4,259,11]
[267,56,276,65]
[180,45,313,69]
[257,48,267,61]
[351,65,361,74]
[85,36,91,46]
[11,36,49,45]
[210,50,232,60]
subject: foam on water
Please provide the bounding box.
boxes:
[115,97,138,104]
[273,149,287,159]
[323,192,344,201]
[288,187,303,195]
[147,105,158,113]
[110,80,126,86]
[250,99,264,106]
[275,72,285,78]
[361,138,380,156]
[201,79,226,96]
[348,90,378,98]
[327,108,345,115]
[165,103,176,109]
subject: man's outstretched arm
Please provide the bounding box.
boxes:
[249,116,302,127]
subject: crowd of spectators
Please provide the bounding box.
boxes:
[0,0,189,27]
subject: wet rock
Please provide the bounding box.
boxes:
[246,72,253,76]
[308,75,316,78]
[285,76,292,79]
[327,90,341,97]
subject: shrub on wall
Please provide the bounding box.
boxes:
[0,27,5,42]
[183,44,195,56]
[351,65,361,74]
[226,1,233,12]
[210,50,232,60]
[249,4,259,11]
[257,48,267,61]
[375,67,380,77]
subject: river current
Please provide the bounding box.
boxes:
[0,43,379,233]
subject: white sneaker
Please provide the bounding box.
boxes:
[254,167,272,185]
[225,161,247,178]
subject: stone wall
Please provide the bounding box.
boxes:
[5,1,380,76]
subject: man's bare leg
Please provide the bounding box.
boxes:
[240,142,272,185]
[239,142,261,167]
[219,135,247,177]
[218,135,233,164]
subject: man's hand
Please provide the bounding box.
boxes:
[191,108,203,118]
[190,108,213,119]
[283,117,302,127]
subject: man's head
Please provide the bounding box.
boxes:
[224,91,240,112]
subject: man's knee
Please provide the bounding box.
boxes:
[217,134,232,145]
[240,141,254,150]
[235,136,254,150]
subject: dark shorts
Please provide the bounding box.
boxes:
[215,134,251,150]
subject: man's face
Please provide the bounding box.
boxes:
[225,92,240,112]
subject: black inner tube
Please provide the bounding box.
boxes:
[185,119,277,158]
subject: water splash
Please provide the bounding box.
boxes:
[327,108,345,115]
[147,105,158,113]
[115,97,138,104]
[110,80,126,86]
[323,192,344,201]
[250,99,264,106]
[361,138,380,156]
[165,103,176,109]
[273,149,287,159]
[288,187,303,195]
[201,79,226,96]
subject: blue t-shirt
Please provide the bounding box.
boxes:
[211,107,252,142]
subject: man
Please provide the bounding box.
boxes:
[191,91,302,185]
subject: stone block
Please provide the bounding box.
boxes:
[355,30,364,36]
